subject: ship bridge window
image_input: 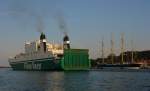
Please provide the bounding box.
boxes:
[57,54,63,58]
[38,45,40,50]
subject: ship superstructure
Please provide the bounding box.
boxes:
[9,33,63,63]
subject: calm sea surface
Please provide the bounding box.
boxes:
[0,68,150,91]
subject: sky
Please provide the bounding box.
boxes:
[0,0,150,66]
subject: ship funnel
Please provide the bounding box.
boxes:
[63,35,70,49]
[40,32,46,40]
[40,32,47,52]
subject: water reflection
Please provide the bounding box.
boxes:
[46,71,90,91]
[46,72,65,91]
[0,69,150,91]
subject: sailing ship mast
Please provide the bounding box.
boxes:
[101,37,105,64]
[131,39,134,63]
[121,33,125,64]
[111,33,114,64]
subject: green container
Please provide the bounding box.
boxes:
[61,49,91,70]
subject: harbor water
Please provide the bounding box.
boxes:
[0,68,150,91]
